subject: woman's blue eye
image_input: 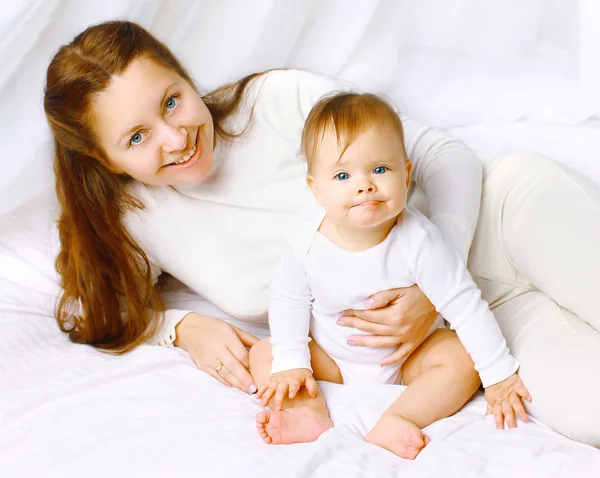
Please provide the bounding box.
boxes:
[335,172,350,181]
[130,132,143,145]
[166,96,178,110]
[373,166,388,174]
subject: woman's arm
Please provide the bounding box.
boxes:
[146,305,193,347]
[143,265,260,393]
[120,226,193,347]
[124,204,258,393]
[402,117,483,262]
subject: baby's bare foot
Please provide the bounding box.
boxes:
[365,412,430,460]
[255,406,333,445]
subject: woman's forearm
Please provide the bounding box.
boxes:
[148,309,194,347]
[402,117,482,262]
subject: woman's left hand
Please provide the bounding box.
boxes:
[338,285,438,366]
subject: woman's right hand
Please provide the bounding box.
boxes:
[174,313,259,394]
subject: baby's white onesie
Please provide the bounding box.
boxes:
[269,206,519,386]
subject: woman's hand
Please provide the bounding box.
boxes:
[338,285,438,366]
[485,373,532,429]
[174,313,259,394]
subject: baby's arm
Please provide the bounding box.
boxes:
[409,218,518,387]
[269,242,314,374]
[408,213,531,427]
[258,242,318,409]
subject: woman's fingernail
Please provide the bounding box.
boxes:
[347,340,355,346]
[249,384,257,394]
[365,298,375,308]
[336,320,345,326]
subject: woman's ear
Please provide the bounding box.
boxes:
[306,174,322,205]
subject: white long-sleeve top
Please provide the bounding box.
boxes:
[269,207,518,388]
[122,69,483,346]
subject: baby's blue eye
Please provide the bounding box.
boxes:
[373,166,388,174]
[130,132,143,145]
[166,96,178,110]
[335,172,350,181]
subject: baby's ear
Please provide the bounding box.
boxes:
[405,158,413,187]
[306,174,322,205]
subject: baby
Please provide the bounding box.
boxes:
[250,92,531,459]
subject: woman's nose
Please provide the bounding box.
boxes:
[161,125,187,153]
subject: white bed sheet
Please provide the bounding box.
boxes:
[1,286,600,478]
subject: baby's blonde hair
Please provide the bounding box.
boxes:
[301,92,405,173]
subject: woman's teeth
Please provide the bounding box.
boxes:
[174,144,196,165]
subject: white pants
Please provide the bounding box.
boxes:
[467,152,600,447]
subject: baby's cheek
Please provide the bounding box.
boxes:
[324,195,346,214]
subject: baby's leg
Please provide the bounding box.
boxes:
[365,329,480,459]
[249,337,343,445]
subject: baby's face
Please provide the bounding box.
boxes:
[308,124,411,229]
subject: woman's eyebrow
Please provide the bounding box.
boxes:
[118,123,144,145]
[117,82,179,144]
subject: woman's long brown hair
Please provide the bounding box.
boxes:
[44,20,267,353]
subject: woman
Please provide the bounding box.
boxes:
[44,21,599,446]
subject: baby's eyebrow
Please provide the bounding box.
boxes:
[334,157,350,168]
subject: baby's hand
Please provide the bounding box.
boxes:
[484,372,532,429]
[256,368,318,410]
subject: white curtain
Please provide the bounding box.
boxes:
[0,0,596,212]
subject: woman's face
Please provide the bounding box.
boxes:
[92,57,215,186]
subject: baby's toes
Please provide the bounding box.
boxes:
[256,410,270,424]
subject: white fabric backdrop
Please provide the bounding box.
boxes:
[0,0,599,216]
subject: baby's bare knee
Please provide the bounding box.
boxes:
[249,337,272,364]
[447,341,480,388]
[430,337,479,382]
[453,343,476,370]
